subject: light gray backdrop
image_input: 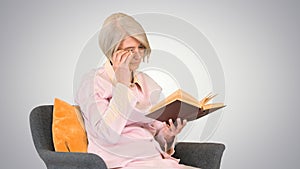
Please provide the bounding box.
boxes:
[1,0,299,169]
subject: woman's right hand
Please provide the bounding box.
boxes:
[111,50,134,86]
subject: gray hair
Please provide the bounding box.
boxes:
[98,13,151,62]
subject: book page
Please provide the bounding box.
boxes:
[202,103,225,110]
[150,89,200,113]
[199,92,217,106]
[178,89,201,106]
[149,90,180,113]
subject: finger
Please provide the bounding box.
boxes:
[176,118,187,134]
[163,121,168,127]
[179,119,187,133]
[168,119,176,133]
[112,50,127,64]
[120,51,132,64]
[175,118,183,133]
[176,118,182,126]
[124,52,134,65]
[112,50,123,61]
[182,119,187,127]
[116,50,128,63]
[115,49,127,56]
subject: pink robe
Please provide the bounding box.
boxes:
[75,61,199,169]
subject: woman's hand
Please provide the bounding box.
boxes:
[111,50,134,86]
[161,118,187,143]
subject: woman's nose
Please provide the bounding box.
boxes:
[130,47,139,54]
[132,52,141,60]
[130,48,142,58]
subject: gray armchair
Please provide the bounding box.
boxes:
[30,105,225,169]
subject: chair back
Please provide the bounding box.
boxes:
[30,105,55,156]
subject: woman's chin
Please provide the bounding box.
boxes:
[130,63,140,71]
[130,65,139,71]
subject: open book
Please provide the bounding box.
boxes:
[146,89,226,122]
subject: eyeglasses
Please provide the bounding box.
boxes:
[119,44,146,55]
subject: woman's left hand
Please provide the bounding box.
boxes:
[162,118,187,142]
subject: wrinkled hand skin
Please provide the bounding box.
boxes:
[111,50,134,86]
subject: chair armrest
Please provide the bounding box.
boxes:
[173,142,225,169]
[39,149,108,169]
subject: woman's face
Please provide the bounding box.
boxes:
[117,36,146,71]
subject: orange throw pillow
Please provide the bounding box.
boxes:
[52,98,87,152]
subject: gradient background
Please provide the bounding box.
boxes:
[1,0,299,168]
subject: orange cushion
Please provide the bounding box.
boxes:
[52,98,87,152]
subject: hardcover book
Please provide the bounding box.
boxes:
[146,89,226,122]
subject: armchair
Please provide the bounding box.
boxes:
[30,105,225,169]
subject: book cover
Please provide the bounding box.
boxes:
[146,89,226,122]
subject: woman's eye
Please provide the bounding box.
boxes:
[138,45,145,49]
[126,48,134,52]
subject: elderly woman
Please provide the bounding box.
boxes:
[75,13,199,169]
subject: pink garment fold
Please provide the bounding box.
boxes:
[75,61,199,169]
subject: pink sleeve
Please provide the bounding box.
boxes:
[75,70,138,144]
